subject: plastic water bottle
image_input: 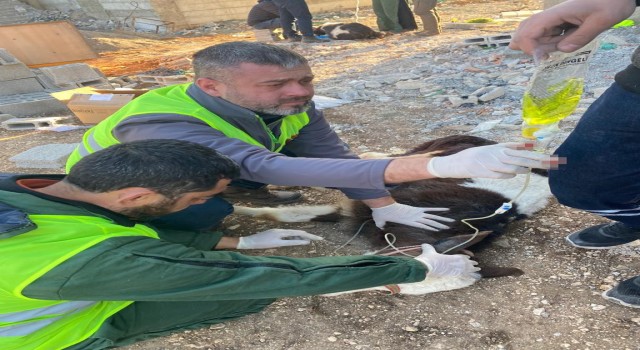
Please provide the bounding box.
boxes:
[521,40,599,145]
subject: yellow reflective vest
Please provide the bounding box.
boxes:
[66,83,310,171]
[0,210,159,349]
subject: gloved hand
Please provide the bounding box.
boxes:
[427,143,556,179]
[371,203,454,231]
[236,229,323,249]
[414,244,480,278]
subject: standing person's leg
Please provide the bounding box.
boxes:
[66,299,276,349]
[397,0,417,31]
[549,84,640,308]
[381,0,402,32]
[372,0,395,31]
[433,6,441,32]
[549,82,640,306]
[414,0,441,35]
[253,18,282,30]
[272,0,299,39]
[550,83,640,235]
[280,0,314,37]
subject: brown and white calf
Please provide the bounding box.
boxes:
[234,135,553,293]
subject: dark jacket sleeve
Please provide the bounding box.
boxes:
[23,236,427,301]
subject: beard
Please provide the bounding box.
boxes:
[119,197,177,221]
[223,89,313,115]
[255,99,312,115]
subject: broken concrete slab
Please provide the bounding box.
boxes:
[479,86,506,102]
[38,63,103,86]
[9,143,79,169]
[448,95,479,107]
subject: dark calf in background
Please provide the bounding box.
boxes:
[314,22,385,40]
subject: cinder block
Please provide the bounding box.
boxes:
[481,40,511,48]
[1,116,75,131]
[0,92,70,116]
[9,143,79,169]
[0,63,35,81]
[79,78,113,88]
[34,72,61,90]
[463,36,488,45]
[0,77,45,96]
[488,34,513,42]
[38,64,103,86]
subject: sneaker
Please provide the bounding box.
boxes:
[220,186,302,205]
[602,275,640,308]
[565,222,640,249]
[301,35,330,43]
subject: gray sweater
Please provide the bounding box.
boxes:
[113,84,393,200]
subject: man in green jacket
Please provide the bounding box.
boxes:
[0,139,479,349]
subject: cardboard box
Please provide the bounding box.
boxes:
[52,88,148,105]
[67,93,135,124]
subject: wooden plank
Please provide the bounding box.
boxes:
[0,21,98,67]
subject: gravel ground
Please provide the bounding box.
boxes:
[2,1,640,349]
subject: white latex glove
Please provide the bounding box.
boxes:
[370,203,454,231]
[427,143,555,179]
[236,229,323,249]
[414,244,480,278]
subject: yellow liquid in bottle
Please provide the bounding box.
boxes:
[521,79,583,139]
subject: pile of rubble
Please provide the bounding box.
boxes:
[309,24,638,142]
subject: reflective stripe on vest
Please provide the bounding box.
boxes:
[0,301,94,336]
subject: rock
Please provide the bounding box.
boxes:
[479,86,506,101]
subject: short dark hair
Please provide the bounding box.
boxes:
[192,41,308,80]
[66,139,240,198]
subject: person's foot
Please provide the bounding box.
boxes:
[602,275,640,308]
[220,186,302,205]
[565,222,640,249]
[301,35,330,43]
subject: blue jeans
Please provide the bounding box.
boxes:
[549,83,640,228]
[272,0,313,37]
[252,18,282,30]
